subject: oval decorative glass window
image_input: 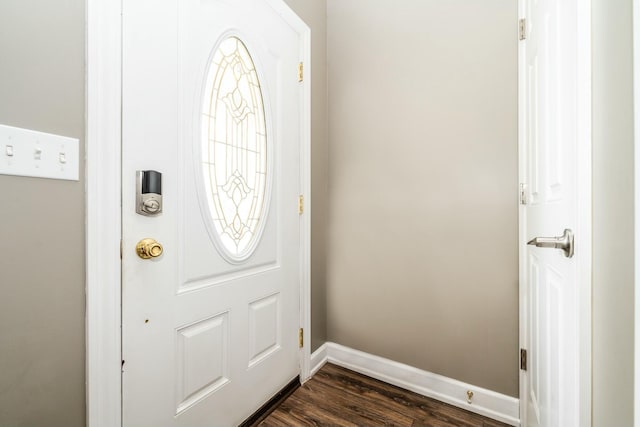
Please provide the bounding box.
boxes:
[201,36,269,259]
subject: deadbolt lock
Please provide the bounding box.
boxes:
[136,238,164,259]
[136,170,163,216]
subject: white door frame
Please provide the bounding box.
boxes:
[634,0,640,425]
[517,0,592,425]
[85,1,311,426]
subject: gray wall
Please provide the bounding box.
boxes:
[326,0,519,397]
[0,1,86,426]
[283,0,329,352]
[592,0,635,424]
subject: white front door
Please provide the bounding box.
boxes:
[519,0,589,426]
[121,1,307,425]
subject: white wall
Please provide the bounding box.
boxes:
[592,0,635,425]
[326,0,519,396]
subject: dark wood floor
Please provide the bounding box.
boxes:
[258,363,511,427]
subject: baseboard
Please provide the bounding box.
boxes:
[310,342,520,427]
[309,343,328,378]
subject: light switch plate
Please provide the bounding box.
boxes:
[0,124,79,181]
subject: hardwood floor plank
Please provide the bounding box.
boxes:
[314,365,483,426]
[258,363,511,427]
[411,414,460,427]
[262,394,359,427]
[259,411,294,427]
[297,380,414,426]
[329,364,498,426]
[310,368,435,424]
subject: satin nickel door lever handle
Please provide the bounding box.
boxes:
[527,229,574,258]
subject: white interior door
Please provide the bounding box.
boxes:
[519,0,588,426]
[121,1,307,425]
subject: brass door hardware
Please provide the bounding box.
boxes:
[136,238,164,259]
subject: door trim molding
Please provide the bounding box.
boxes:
[86,0,122,425]
[86,1,311,425]
[310,343,520,427]
[634,0,640,424]
[517,1,592,426]
[516,3,526,420]
[576,1,593,426]
[575,3,593,425]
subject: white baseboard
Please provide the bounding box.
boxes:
[309,342,520,427]
[309,343,328,378]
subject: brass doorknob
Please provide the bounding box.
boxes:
[136,238,163,259]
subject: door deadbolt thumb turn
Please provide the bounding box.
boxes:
[136,238,164,259]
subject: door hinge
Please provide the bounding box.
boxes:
[298,195,304,215]
[298,62,304,82]
[520,348,527,371]
[519,18,527,41]
[120,239,123,260]
[520,183,528,205]
[299,328,304,348]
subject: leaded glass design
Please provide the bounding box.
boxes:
[202,36,268,258]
